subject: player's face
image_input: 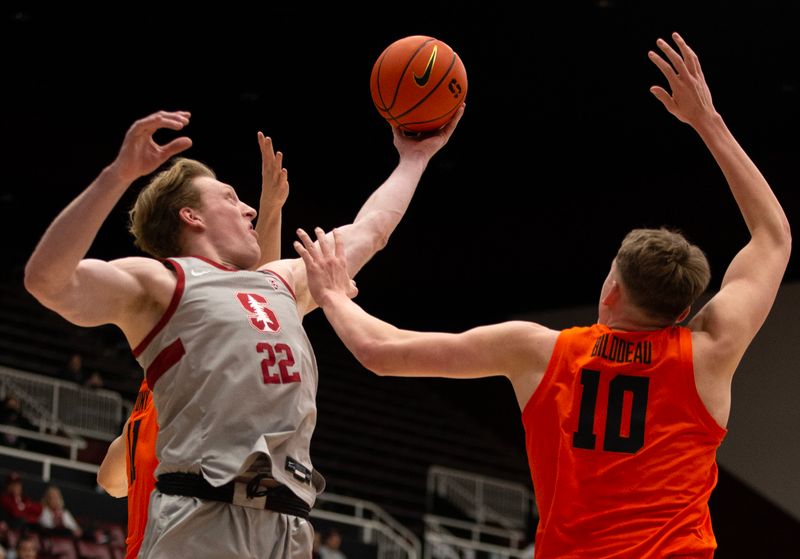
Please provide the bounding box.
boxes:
[193,177,260,269]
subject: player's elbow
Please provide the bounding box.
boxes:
[353,340,395,376]
[767,216,792,265]
[779,218,792,255]
[24,261,53,302]
[359,211,397,253]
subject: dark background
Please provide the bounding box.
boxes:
[4,1,798,322]
[2,0,799,545]
[4,0,798,440]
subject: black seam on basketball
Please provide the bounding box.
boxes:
[374,38,436,112]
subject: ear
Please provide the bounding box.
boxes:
[178,207,205,230]
[601,280,621,307]
[675,306,691,323]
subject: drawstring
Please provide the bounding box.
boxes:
[246,473,272,498]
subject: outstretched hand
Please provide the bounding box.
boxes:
[294,227,359,307]
[258,131,289,209]
[110,110,193,184]
[649,33,717,127]
[392,103,465,160]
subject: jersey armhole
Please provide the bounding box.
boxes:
[132,258,185,357]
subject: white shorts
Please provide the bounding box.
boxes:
[139,490,313,559]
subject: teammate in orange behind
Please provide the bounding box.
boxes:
[96,131,290,559]
[295,33,791,558]
[98,380,158,559]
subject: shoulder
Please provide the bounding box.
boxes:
[107,256,175,280]
[258,257,316,313]
[257,258,301,286]
[485,321,560,374]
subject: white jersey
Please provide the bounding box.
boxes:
[133,256,324,507]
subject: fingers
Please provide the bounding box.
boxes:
[443,103,465,133]
[293,228,316,267]
[258,132,275,158]
[315,227,333,258]
[294,226,341,262]
[649,86,675,113]
[648,49,679,92]
[656,37,690,78]
[671,32,703,77]
[348,279,359,299]
[143,110,191,132]
[295,228,318,257]
[161,137,193,159]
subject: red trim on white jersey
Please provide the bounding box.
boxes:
[262,269,296,301]
[189,255,237,271]
[146,338,186,389]
[132,259,185,357]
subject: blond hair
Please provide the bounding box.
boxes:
[128,158,214,258]
[615,228,710,322]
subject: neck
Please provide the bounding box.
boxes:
[600,307,672,332]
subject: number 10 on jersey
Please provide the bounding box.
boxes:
[572,368,649,454]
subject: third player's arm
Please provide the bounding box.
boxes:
[97,420,129,498]
[254,131,289,266]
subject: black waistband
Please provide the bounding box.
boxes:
[156,473,310,519]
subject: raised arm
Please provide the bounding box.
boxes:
[23,111,191,333]
[273,106,465,314]
[650,34,791,377]
[254,131,289,267]
[342,106,464,273]
[294,227,557,408]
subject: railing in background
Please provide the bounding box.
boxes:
[313,492,421,559]
[0,424,86,461]
[427,465,534,530]
[423,514,532,559]
[0,365,123,440]
[0,442,99,482]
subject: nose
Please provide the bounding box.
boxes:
[243,203,257,220]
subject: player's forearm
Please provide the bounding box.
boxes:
[97,434,128,498]
[255,207,282,266]
[338,156,429,277]
[25,166,132,299]
[320,292,406,375]
[353,155,429,240]
[694,114,791,246]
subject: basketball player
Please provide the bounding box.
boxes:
[95,131,290,558]
[294,33,791,557]
[25,105,463,558]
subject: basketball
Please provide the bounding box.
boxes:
[370,35,467,133]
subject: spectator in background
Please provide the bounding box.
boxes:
[59,353,86,386]
[0,473,42,531]
[312,531,322,559]
[319,527,347,559]
[38,485,82,538]
[0,396,37,449]
[82,371,104,391]
[14,535,39,559]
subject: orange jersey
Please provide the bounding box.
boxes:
[523,325,726,558]
[125,379,158,559]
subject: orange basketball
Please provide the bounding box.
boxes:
[370,35,467,133]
